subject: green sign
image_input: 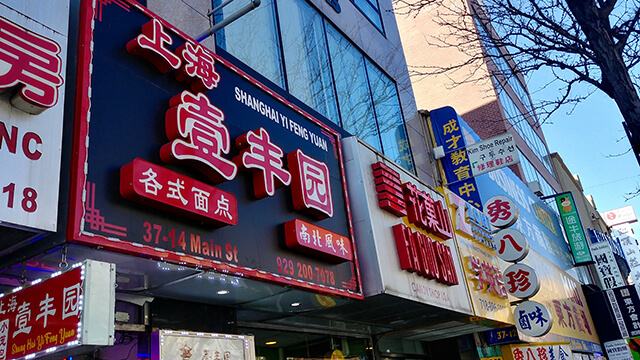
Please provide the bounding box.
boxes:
[555,192,593,264]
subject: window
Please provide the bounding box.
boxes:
[214,0,285,87]
[518,151,555,197]
[366,59,413,171]
[212,0,414,172]
[351,0,383,33]
[474,19,533,113]
[278,0,340,124]
[327,25,380,151]
[495,78,553,175]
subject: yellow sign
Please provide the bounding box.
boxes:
[518,252,600,347]
[444,189,513,324]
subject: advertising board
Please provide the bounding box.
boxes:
[343,138,472,313]
[0,1,69,231]
[554,192,593,264]
[69,0,361,298]
[151,331,255,360]
[0,260,115,360]
[445,190,512,323]
[602,206,638,227]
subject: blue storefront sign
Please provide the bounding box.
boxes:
[430,107,482,208]
[486,326,519,345]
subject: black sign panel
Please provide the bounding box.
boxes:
[69,0,362,298]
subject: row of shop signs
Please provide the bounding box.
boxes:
[0,1,606,359]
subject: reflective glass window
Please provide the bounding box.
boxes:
[352,0,383,32]
[278,0,340,124]
[326,25,382,152]
[366,59,414,172]
[214,0,285,87]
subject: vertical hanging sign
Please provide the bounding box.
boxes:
[554,192,593,264]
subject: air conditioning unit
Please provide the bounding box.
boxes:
[528,181,543,197]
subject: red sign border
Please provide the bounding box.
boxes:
[68,0,363,299]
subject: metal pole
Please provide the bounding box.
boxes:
[196,0,261,42]
[208,0,236,17]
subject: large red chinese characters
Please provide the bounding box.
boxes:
[289,149,333,219]
[161,91,237,183]
[235,127,291,199]
[372,162,453,240]
[121,158,238,226]
[372,162,458,286]
[0,16,64,114]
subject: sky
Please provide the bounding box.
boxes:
[534,84,640,238]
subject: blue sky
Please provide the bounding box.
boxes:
[537,88,640,237]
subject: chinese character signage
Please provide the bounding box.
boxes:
[0,1,69,232]
[607,285,640,338]
[370,161,458,285]
[476,168,574,270]
[493,228,529,262]
[514,300,553,337]
[500,342,573,360]
[516,251,600,353]
[342,138,473,313]
[591,241,625,290]
[69,1,361,298]
[0,260,115,360]
[554,192,593,264]
[604,339,634,360]
[484,195,519,229]
[445,190,512,323]
[430,107,483,208]
[503,263,539,299]
[466,133,519,177]
[151,331,254,360]
[614,229,640,297]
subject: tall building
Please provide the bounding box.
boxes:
[395,1,560,197]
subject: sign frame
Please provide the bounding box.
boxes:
[553,192,593,265]
[68,0,362,299]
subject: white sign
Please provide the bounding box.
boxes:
[602,206,638,227]
[484,195,519,228]
[614,229,640,296]
[0,1,69,231]
[342,137,473,314]
[514,300,553,337]
[466,133,519,176]
[604,339,633,360]
[503,263,540,299]
[494,228,529,262]
[152,331,255,360]
[590,241,625,290]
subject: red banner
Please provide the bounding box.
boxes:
[1,266,82,360]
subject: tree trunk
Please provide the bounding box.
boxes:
[566,0,640,148]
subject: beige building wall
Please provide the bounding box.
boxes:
[393,1,496,115]
[394,2,561,191]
